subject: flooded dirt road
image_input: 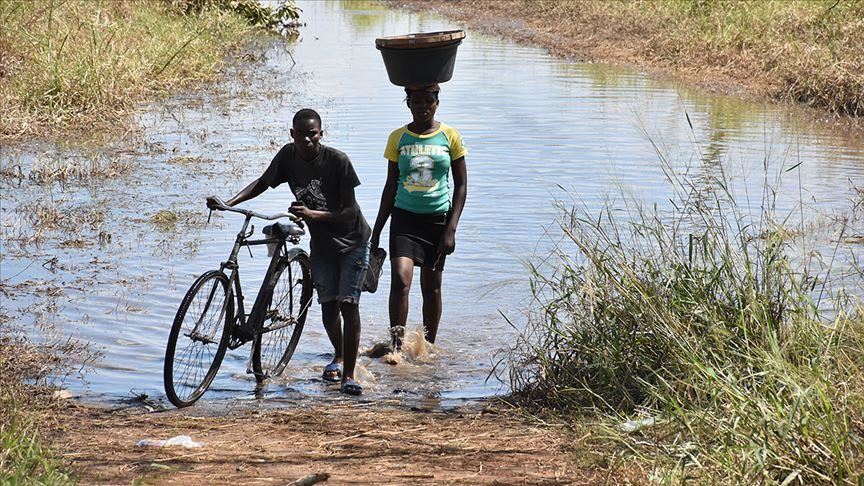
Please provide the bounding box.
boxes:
[2,0,863,410]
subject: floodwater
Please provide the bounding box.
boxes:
[1,0,862,409]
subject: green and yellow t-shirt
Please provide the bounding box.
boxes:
[384,123,467,214]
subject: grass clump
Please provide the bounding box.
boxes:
[0,0,298,140]
[510,145,864,482]
[441,0,864,117]
[2,199,108,249]
[0,336,78,485]
[148,209,201,232]
[28,155,134,184]
[0,411,72,485]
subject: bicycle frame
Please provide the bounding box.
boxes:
[208,205,304,350]
[164,201,310,407]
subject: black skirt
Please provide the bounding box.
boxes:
[390,207,448,270]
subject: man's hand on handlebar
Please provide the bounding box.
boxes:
[204,196,302,227]
[206,196,226,210]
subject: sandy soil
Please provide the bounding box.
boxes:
[53,399,615,485]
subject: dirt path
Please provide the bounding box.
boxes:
[53,400,605,485]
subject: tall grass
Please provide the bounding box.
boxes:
[510,139,864,482]
[0,0,294,140]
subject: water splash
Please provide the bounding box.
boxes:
[353,360,377,385]
[362,326,436,366]
[401,327,435,362]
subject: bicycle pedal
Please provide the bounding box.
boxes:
[245,366,266,378]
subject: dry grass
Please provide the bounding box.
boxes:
[166,155,209,165]
[27,156,134,184]
[2,199,108,249]
[0,0,253,140]
[1,153,134,185]
[148,209,202,232]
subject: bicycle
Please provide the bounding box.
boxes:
[163,198,313,408]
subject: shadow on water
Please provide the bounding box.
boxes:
[1,0,863,411]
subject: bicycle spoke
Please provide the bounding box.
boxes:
[269,266,312,324]
[254,254,311,380]
[165,272,231,406]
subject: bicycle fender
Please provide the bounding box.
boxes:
[284,247,308,261]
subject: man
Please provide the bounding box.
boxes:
[207,108,370,395]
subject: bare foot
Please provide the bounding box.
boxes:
[364,342,391,359]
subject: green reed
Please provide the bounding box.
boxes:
[510,143,864,482]
[0,408,72,485]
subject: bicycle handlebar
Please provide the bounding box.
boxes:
[207,197,304,226]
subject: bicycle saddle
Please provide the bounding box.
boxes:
[263,222,305,239]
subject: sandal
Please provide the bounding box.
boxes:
[322,362,342,383]
[341,378,363,396]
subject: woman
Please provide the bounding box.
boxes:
[370,84,468,351]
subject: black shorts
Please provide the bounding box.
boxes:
[390,207,448,270]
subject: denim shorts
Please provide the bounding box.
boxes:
[309,241,370,304]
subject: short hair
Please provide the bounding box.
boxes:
[293,108,321,127]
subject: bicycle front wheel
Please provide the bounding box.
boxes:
[252,249,313,381]
[164,270,233,407]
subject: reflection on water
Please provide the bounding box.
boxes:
[1,0,862,409]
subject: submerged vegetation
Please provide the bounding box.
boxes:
[430,0,864,117]
[0,0,300,140]
[510,136,864,482]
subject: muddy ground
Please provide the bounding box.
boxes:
[53,399,632,485]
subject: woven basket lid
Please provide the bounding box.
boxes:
[375,30,465,49]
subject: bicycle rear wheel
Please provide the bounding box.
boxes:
[164,270,233,407]
[252,249,313,381]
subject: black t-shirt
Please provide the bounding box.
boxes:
[261,144,371,258]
